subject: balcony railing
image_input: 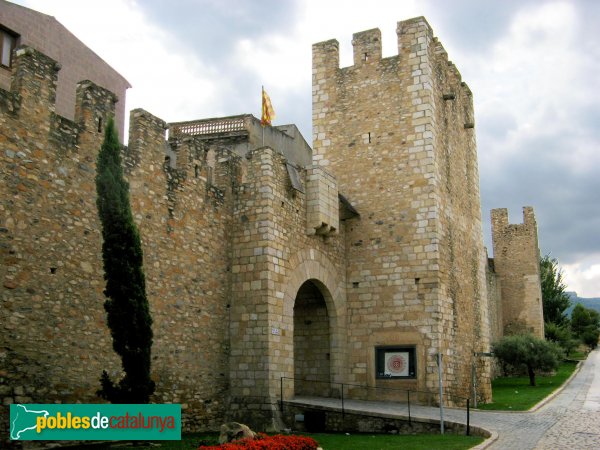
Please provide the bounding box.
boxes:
[170,116,247,137]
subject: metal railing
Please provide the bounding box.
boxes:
[279,376,471,436]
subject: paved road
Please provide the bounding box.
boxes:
[531,348,600,450]
[290,349,600,449]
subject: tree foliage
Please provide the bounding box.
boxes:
[540,255,571,326]
[582,329,600,350]
[95,117,155,403]
[492,334,563,386]
[544,322,578,356]
[571,304,600,349]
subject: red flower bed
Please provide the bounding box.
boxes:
[198,433,319,450]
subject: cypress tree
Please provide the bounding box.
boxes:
[95,117,155,403]
[540,255,571,326]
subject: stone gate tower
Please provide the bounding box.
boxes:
[312,17,492,401]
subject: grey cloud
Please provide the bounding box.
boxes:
[480,128,600,265]
[575,105,600,138]
[136,0,300,62]
[135,0,306,126]
[476,109,517,141]
[422,0,537,54]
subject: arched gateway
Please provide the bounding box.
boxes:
[281,249,347,399]
[294,279,331,396]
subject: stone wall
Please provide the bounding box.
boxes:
[1,18,545,440]
[0,44,351,437]
[428,30,491,401]
[486,255,503,344]
[1,46,121,441]
[124,110,239,431]
[282,404,490,437]
[312,17,491,403]
[0,47,236,439]
[491,207,544,338]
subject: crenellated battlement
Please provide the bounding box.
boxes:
[0,46,117,155]
[10,46,60,112]
[74,80,118,142]
[313,16,435,71]
[123,107,244,219]
[125,108,168,170]
[312,17,475,165]
[491,206,538,233]
[429,37,475,130]
[352,28,382,66]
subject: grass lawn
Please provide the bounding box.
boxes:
[307,433,484,449]
[478,360,579,411]
[567,350,588,360]
[77,432,484,449]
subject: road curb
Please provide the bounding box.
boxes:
[528,359,583,412]
[471,430,499,449]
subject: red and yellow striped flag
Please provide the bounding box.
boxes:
[261,87,275,127]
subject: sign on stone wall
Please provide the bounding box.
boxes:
[376,346,416,379]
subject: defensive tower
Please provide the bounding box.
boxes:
[491,207,544,337]
[313,17,492,401]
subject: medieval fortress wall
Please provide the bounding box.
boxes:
[0,47,123,431]
[1,15,545,436]
[0,45,349,432]
[0,47,237,431]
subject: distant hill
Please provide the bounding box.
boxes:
[566,292,600,316]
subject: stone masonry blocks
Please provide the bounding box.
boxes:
[305,165,339,236]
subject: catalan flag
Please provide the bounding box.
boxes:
[261,87,275,127]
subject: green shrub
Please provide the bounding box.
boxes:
[492,334,563,386]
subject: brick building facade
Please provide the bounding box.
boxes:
[0,0,130,141]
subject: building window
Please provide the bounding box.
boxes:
[375,346,416,379]
[1,28,18,68]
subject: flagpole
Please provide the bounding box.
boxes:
[261,85,265,147]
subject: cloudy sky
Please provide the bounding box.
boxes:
[12,0,600,297]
